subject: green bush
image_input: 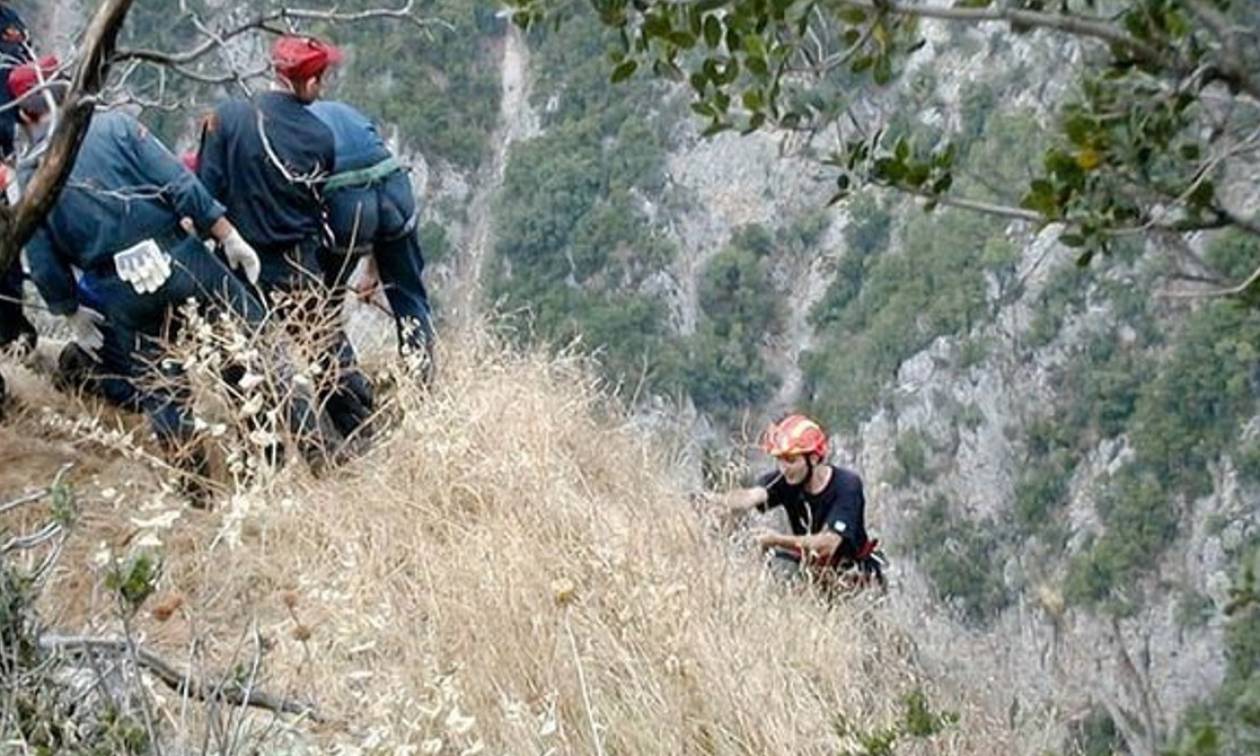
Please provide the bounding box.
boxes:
[731,223,776,258]
[957,403,985,431]
[1206,229,1260,284]
[1066,707,1124,756]
[908,497,1010,624]
[291,0,506,169]
[1165,548,1260,755]
[488,5,684,394]
[888,430,933,488]
[782,209,832,253]
[956,336,991,370]
[419,221,452,264]
[1063,468,1177,610]
[1056,333,1145,443]
[1237,443,1260,486]
[1025,297,1258,612]
[955,110,1049,208]
[682,236,782,420]
[1128,303,1260,500]
[833,687,958,756]
[1176,590,1216,630]
[805,207,1001,432]
[1025,262,1090,349]
[1013,449,1077,534]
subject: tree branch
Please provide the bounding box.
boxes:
[1165,260,1260,300]
[834,0,1163,62]
[115,1,453,69]
[39,634,323,722]
[1184,0,1260,102]
[888,183,1045,224]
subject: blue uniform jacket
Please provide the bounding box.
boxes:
[22,110,225,315]
[0,6,28,70]
[307,100,391,174]
[197,91,336,249]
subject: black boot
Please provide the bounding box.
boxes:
[54,341,98,395]
[174,446,215,510]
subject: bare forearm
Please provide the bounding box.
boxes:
[717,488,765,514]
[758,531,842,560]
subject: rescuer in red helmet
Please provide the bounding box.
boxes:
[712,414,884,589]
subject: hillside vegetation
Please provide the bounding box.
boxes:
[1,328,1008,753]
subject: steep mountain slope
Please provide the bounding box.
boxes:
[4,1,1258,753]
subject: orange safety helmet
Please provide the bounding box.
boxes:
[761,414,829,459]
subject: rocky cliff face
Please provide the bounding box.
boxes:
[862,234,1258,752]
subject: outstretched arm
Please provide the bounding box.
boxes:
[711,486,769,517]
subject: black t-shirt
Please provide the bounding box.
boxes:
[756,465,868,559]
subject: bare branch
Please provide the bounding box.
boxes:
[1164,261,1260,300]
[39,634,324,722]
[885,183,1045,224]
[1184,0,1260,101]
[0,462,76,515]
[279,0,452,29]
[115,1,453,69]
[0,489,51,515]
[1,522,62,553]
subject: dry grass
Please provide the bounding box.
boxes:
[3,323,1014,754]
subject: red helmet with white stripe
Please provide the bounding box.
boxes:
[761,414,829,459]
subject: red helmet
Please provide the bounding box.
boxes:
[271,35,342,82]
[7,55,60,101]
[761,414,829,459]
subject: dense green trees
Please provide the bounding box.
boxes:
[803,205,1003,431]
[332,0,504,168]
[508,0,1260,291]
[682,229,782,421]
[488,8,686,391]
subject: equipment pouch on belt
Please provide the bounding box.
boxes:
[113,238,172,294]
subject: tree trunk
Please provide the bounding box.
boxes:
[0,0,135,274]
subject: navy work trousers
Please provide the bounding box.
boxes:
[325,170,434,365]
[252,239,376,442]
[79,234,320,450]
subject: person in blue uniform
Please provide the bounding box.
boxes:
[0,1,31,159]
[307,99,436,385]
[0,3,33,397]
[0,165,34,359]
[196,34,376,444]
[11,57,329,480]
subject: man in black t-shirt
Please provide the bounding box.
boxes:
[714,414,883,588]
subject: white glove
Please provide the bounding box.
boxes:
[64,306,105,358]
[114,239,172,294]
[221,229,261,285]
